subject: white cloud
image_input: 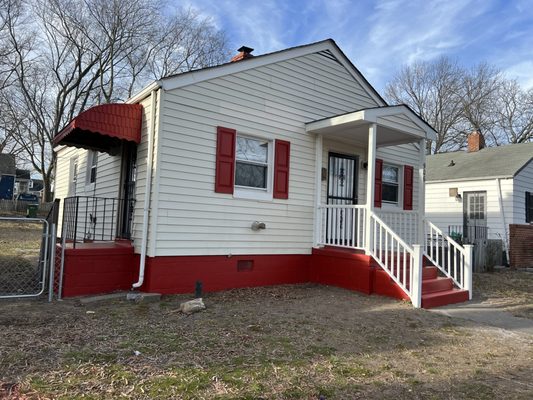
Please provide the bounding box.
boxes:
[504,61,533,89]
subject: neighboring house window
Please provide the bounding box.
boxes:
[235,136,270,190]
[68,156,78,196]
[526,191,533,223]
[214,126,290,199]
[87,151,98,184]
[382,164,400,204]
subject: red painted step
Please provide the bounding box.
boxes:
[422,277,453,294]
[422,289,469,308]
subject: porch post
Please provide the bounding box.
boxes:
[365,123,377,254]
[313,133,323,247]
[417,138,426,246]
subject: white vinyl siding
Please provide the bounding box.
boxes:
[153,51,380,256]
[425,178,514,241]
[512,160,533,224]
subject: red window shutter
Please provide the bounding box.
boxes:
[215,126,236,194]
[273,140,290,199]
[403,165,414,210]
[374,158,383,208]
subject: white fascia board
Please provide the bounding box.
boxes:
[426,176,513,184]
[160,41,334,91]
[365,105,437,141]
[305,110,366,133]
[326,46,385,107]
[126,81,161,104]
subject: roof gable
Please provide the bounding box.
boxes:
[158,39,386,107]
[426,142,533,182]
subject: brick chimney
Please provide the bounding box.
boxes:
[231,46,254,62]
[467,129,485,152]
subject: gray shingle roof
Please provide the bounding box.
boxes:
[426,142,533,182]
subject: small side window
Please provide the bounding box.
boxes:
[68,156,78,196]
[87,151,98,184]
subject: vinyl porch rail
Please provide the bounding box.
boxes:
[424,220,473,299]
[369,213,423,308]
[317,205,424,307]
[317,205,366,250]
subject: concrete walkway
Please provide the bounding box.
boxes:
[430,300,533,336]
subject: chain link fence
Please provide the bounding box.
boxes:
[0,217,50,298]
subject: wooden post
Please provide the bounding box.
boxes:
[463,244,474,300]
[313,134,323,247]
[365,123,377,254]
[412,244,423,308]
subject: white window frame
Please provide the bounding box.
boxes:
[382,163,402,208]
[233,133,274,201]
[86,150,98,190]
[68,156,79,196]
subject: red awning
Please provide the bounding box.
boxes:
[53,104,143,154]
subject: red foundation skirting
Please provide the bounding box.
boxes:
[59,244,408,301]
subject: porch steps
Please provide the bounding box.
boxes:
[314,246,469,308]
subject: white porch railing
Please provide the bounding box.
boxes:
[369,213,423,307]
[315,205,473,307]
[317,205,366,250]
[377,210,419,246]
[424,220,473,299]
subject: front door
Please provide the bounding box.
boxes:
[463,191,487,242]
[326,153,358,245]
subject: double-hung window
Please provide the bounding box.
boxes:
[214,126,290,200]
[382,164,399,204]
[235,135,271,192]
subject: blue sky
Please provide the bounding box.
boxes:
[180,0,533,92]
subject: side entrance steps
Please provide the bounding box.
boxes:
[373,259,469,308]
[313,247,469,308]
[419,263,469,309]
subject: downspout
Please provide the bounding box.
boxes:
[133,88,158,289]
[496,178,510,264]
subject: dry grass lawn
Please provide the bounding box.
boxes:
[1,280,532,399]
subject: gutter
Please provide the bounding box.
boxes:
[132,88,159,289]
[496,178,511,265]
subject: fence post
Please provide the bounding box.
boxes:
[412,244,423,308]
[48,223,56,302]
[463,244,474,300]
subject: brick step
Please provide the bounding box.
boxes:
[422,289,469,309]
[422,277,454,294]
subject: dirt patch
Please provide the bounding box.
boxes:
[1,285,532,399]
[473,269,533,319]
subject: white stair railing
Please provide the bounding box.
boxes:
[369,213,423,307]
[317,205,366,250]
[376,210,419,246]
[424,219,473,299]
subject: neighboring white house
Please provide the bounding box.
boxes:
[425,131,533,258]
[52,39,474,308]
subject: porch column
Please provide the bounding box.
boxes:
[417,138,426,245]
[365,123,377,254]
[313,133,323,247]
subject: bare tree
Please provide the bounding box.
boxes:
[495,80,533,144]
[385,57,465,153]
[458,62,502,146]
[0,0,229,200]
